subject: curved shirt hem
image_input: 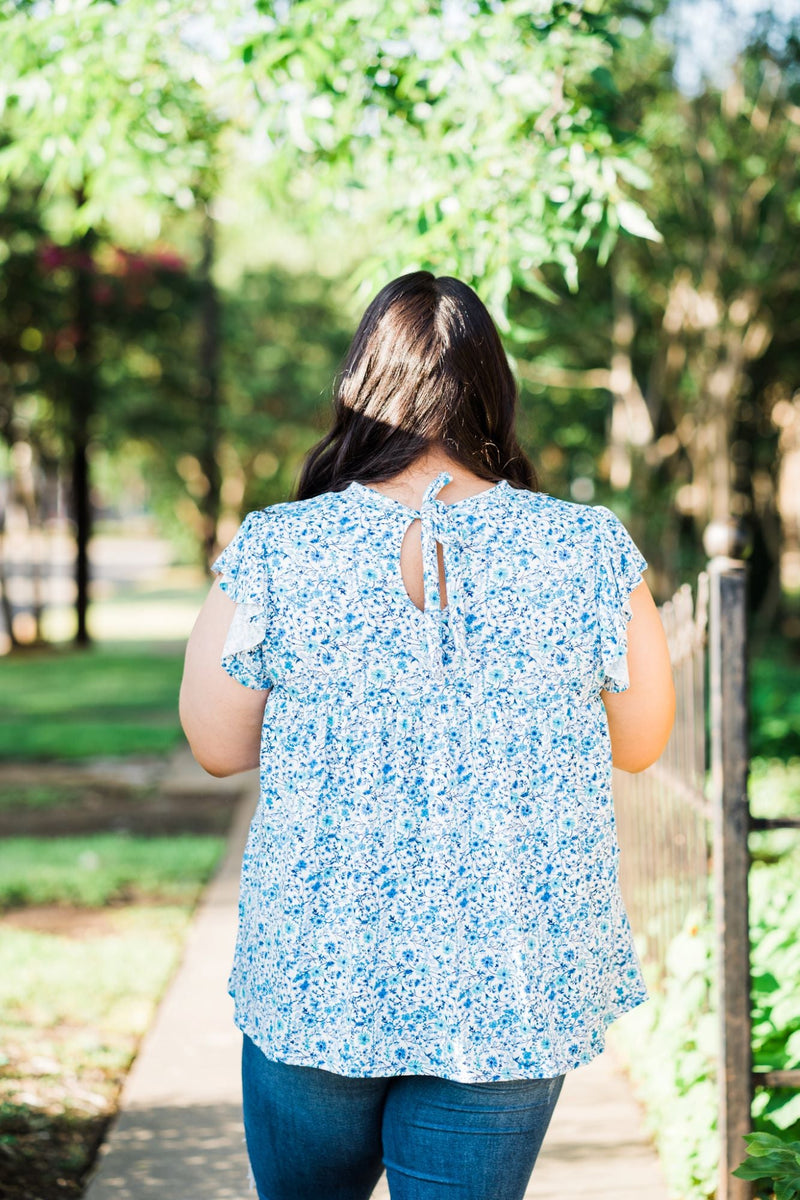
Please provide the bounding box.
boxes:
[230,986,651,1084]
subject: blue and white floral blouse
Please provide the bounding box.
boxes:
[212,469,649,1083]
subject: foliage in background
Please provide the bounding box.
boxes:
[0,0,668,551]
[1,226,201,483]
[614,25,800,616]
[0,0,238,633]
[244,0,665,320]
[219,266,352,514]
[2,0,800,638]
[506,13,800,605]
[0,0,229,235]
[750,642,800,760]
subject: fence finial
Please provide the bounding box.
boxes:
[703,519,751,563]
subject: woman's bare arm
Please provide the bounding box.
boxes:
[601,580,676,773]
[179,581,269,777]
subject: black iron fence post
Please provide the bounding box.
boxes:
[705,521,753,1200]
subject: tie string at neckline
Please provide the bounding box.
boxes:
[419,470,453,617]
[418,471,472,685]
[348,470,508,687]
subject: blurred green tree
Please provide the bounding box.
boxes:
[598,15,800,614]
[0,0,229,640]
[499,11,800,614]
[625,28,800,618]
[0,0,671,642]
[0,189,63,646]
[5,0,797,639]
[242,0,664,320]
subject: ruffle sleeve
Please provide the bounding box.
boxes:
[593,505,648,693]
[211,511,274,691]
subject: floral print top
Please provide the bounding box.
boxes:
[212,469,649,1082]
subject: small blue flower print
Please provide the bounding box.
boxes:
[213,478,650,1082]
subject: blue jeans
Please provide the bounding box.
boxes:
[241,1034,565,1200]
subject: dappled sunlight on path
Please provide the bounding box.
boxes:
[520,1046,670,1199]
[85,1102,251,1199]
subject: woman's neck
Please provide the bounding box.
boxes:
[362,450,498,507]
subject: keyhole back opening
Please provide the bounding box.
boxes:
[400,518,448,612]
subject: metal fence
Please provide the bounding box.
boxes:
[614,575,712,978]
[612,550,800,1200]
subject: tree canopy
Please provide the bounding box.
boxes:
[1,0,799,644]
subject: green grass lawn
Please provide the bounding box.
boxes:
[0,905,196,1198]
[0,643,186,760]
[0,834,226,909]
[0,829,226,1198]
[0,905,195,1036]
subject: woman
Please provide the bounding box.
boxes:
[180,271,675,1200]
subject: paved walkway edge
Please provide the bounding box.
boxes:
[84,763,259,1200]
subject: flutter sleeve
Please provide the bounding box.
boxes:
[592,505,648,693]
[211,511,274,691]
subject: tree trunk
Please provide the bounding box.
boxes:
[0,514,19,649]
[609,259,654,492]
[197,208,222,569]
[0,384,20,647]
[11,436,45,642]
[71,218,96,647]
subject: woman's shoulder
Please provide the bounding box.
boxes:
[234,489,349,531]
[506,487,610,533]
[504,490,644,573]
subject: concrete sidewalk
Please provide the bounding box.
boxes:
[84,753,258,1200]
[520,1042,671,1199]
[85,751,670,1200]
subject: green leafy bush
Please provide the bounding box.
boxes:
[732,1132,800,1200]
[610,909,720,1198]
[750,859,800,1139]
[750,643,800,760]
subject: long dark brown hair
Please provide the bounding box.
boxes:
[293,271,537,499]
